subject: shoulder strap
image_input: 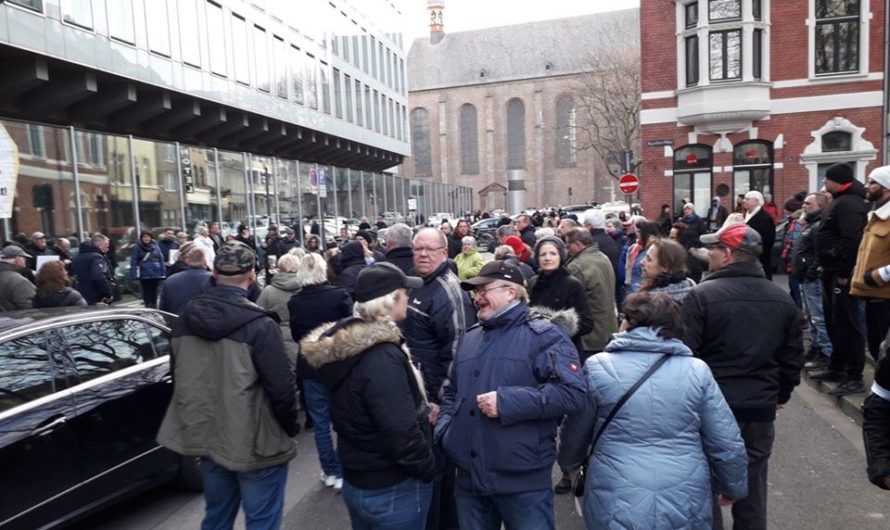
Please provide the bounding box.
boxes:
[586,354,670,459]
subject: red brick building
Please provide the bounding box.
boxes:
[640,0,886,219]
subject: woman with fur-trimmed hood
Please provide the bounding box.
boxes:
[299,262,437,529]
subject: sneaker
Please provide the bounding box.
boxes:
[804,356,830,370]
[828,379,866,396]
[333,478,343,491]
[809,370,844,382]
[321,472,337,488]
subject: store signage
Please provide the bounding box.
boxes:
[0,123,19,218]
[180,146,194,194]
[647,139,675,147]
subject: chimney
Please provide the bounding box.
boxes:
[428,0,444,44]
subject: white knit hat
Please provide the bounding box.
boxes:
[868,165,890,190]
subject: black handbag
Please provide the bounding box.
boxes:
[572,354,670,499]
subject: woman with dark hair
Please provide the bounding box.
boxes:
[129,230,166,308]
[33,260,86,307]
[626,221,660,294]
[640,238,697,303]
[336,241,369,300]
[558,292,748,529]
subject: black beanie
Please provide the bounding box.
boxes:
[825,163,854,184]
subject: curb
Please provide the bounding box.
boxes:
[802,357,875,427]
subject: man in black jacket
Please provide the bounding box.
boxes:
[682,223,803,530]
[383,223,415,275]
[514,214,537,248]
[742,191,776,280]
[792,193,833,369]
[811,163,868,396]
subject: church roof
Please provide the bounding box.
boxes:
[407,8,639,92]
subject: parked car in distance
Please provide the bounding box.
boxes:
[0,307,201,530]
[471,217,501,249]
[428,212,454,226]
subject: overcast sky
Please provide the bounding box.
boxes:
[401,0,640,44]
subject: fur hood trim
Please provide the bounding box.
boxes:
[528,306,579,337]
[300,318,402,368]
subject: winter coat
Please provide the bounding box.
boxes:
[792,211,822,283]
[851,200,890,299]
[301,317,436,489]
[816,180,867,278]
[455,249,485,281]
[558,327,748,530]
[435,301,587,495]
[157,238,180,264]
[33,287,86,308]
[745,208,776,278]
[24,243,56,271]
[645,274,697,304]
[681,261,804,422]
[0,262,35,310]
[71,242,113,305]
[528,267,594,352]
[519,224,537,248]
[627,247,647,294]
[159,268,212,315]
[565,244,618,354]
[616,234,636,287]
[335,241,368,300]
[130,241,166,280]
[384,247,415,275]
[402,262,476,403]
[864,351,890,488]
[256,271,302,361]
[157,285,298,472]
[590,229,620,280]
[289,283,353,381]
[448,233,463,259]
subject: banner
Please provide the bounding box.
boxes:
[306,165,327,198]
[0,123,19,219]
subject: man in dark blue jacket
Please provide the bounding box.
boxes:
[159,246,212,315]
[436,260,587,529]
[71,233,114,305]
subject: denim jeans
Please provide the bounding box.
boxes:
[800,280,832,356]
[454,483,555,530]
[342,478,433,530]
[302,378,342,477]
[199,458,288,530]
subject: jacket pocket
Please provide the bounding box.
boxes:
[254,409,294,458]
[486,422,542,472]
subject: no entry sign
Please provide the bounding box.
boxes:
[619,173,639,195]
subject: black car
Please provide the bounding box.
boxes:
[471,217,501,249]
[0,307,200,529]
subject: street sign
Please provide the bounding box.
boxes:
[618,173,639,195]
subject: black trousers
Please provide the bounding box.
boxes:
[865,300,890,361]
[822,274,866,379]
[140,278,161,309]
[713,421,775,530]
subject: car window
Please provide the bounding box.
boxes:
[0,333,68,413]
[146,323,172,358]
[64,320,157,384]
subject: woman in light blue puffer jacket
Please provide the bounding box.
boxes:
[559,292,748,530]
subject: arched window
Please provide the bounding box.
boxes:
[410,107,432,177]
[733,140,774,199]
[506,98,526,170]
[672,144,713,218]
[459,104,479,175]
[822,131,853,152]
[555,96,576,168]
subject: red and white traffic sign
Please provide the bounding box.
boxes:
[618,173,639,195]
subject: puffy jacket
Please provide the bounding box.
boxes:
[159,268,212,315]
[681,261,804,422]
[157,285,298,472]
[455,249,485,281]
[402,262,476,403]
[336,241,368,299]
[33,287,86,308]
[289,282,353,381]
[71,242,113,305]
[565,245,618,354]
[816,179,867,277]
[851,200,890,298]
[130,241,166,280]
[435,301,587,495]
[301,317,436,489]
[792,211,823,282]
[384,246,415,275]
[257,271,302,361]
[528,267,594,351]
[645,274,697,304]
[0,262,35,310]
[559,327,748,529]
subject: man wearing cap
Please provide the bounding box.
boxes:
[158,241,298,529]
[0,246,35,310]
[435,260,587,529]
[742,191,776,280]
[681,223,804,530]
[25,231,56,270]
[812,162,869,395]
[851,165,890,368]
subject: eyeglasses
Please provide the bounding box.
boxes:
[474,284,512,297]
[412,246,445,255]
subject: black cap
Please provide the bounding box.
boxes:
[355,262,424,302]
[460,260,526,290]
[825,163,854,184]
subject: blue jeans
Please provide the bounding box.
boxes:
[800,280,832,356]
[454,483,554,530]
[302,378,342,477]
[342,478,433,530]
[199,458,288,530]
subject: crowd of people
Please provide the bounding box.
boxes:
[9,160,890,529]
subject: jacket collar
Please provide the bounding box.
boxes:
[605,326,692,356]
[744,205,762,222]
[480,300,525,329]
[300,318,403,368]
[870,199,890,221]
[701,261,765,282]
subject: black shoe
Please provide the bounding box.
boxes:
[804,356,830,370]
[554,476,572,494]
[804,346,821,363]
[810,370,844,382]
[828,379,866,396]
[304,420,314,431]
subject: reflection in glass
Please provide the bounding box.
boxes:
[178,0,201,67]
[822,131,853,152]
[183,147,216,230]
[218,150,247,229]
[66,320,154,384]
[0,333,55,413]
[254,26,271,93]
[107,0,135,44]
[816,0,860,18]
[146,0,171,56]
[61,0,93,29]
[708,0,741,21]
[709,30,741,81]
[306,55,319,109]
[232,14,250,84]
[133,139,181,231]
[207,2,227,76]
[274,37,287,98]
[290,46,305,105]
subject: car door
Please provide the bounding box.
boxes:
[63,317,179,505]
[0,331,80,530]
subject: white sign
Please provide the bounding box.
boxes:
[167,249,179,265]
[0,123,19,219]
[407,198,417,211]
[36,255,60,272]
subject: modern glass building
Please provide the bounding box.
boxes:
[0,0,473,244]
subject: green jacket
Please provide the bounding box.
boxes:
[455,250,485,281]
[565,244,618,353]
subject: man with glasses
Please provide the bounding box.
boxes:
[681,223,803,530]
[436,260,586,530]
[402,227,475,530]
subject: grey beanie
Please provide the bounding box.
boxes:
[534,236,568,264]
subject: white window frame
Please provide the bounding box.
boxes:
[807,0,871,79]
[800,117,877,190]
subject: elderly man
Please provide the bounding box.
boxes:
[564,227,617,360]
[792,193,833,369]
[514,214,537,247]
[556,218,577,240]
[582,209,620,276]
[159,246,210,315]
[436,260,587,529]
[682,223,803,530]
[25,231,55,270]
[742,191,776,280]
[0,246,35,310]
[53,237,73,268]
[71,233,115,305]
[383,223,414,275]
